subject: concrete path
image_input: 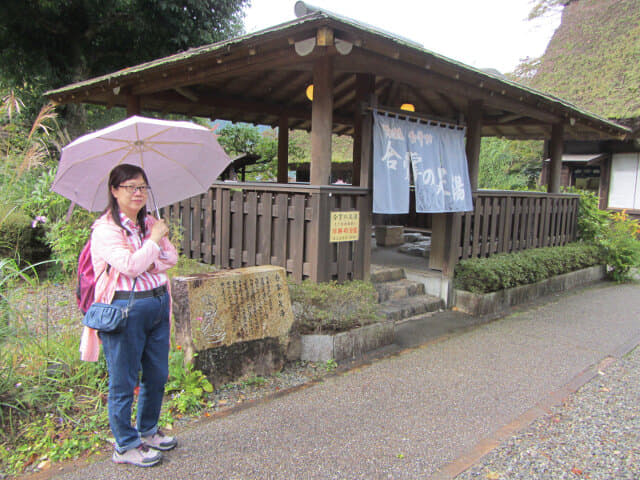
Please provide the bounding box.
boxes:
[50,281,640,479]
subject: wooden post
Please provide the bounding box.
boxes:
[309,55,333,185]
[465,100,483,191]
[429,213,461,272]
[598,155,611,210]
[277,115,289,183]
[309,191,331,282]
[548,122,564,193]
[352,74,375,186]
[126,95,140,116]
[356,93,376,281]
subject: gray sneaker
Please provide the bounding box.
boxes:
[112,444,162,467]
[141,429,178,451]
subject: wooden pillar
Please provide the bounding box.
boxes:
[352,74,375,186]
[598,156,611,209]
[277,116,289,183]
[310,55,333,185]
[465,100,483,191]
[360,94,377,189]
[548,122,564,193]
[357,93,376,281]
[309,191,331,282]
[126,95,140,116]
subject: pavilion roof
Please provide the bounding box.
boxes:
[45,8,631,140]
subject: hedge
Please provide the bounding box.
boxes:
[454,243,603,294]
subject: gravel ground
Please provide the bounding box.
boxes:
[7,281,83,336]
[456,346,640,480]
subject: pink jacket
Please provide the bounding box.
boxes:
[79,212,178,361]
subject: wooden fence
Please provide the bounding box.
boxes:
[457,191,580,259]
[428,190,580,271]
[162,182,370,282]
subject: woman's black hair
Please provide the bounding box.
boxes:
[107,164,149,237]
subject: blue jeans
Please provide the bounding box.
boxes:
[99,291,170,453]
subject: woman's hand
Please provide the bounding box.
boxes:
[150,219,169,244]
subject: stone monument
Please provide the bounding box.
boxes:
[171,265,295,384]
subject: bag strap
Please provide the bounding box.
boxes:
[121,278,138,318]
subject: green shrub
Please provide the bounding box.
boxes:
[574,189,609,242]
[598,210,640,282]
[454,243,603,294]
[288,280,381,334]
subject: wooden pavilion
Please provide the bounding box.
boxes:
[45,3,631,289]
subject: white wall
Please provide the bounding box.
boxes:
[609,153,640,209]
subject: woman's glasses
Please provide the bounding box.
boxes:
[118,184,150,194]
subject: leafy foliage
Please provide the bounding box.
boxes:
[597,210,640,282]
[478,137,544,190]
[0,0,249,90]
[216,123,305,181]
[288,280,381,334]
[574,189,610,242]
[454,243,603,294]
[164,348,213,415]
[527,0,568,20]
[572,189,640,282]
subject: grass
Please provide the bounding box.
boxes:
[0,266,378,477]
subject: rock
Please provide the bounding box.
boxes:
[171,265,295,384]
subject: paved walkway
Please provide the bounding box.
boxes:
[49,281,640,479]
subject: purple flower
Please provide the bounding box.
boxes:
[31,216,47,228]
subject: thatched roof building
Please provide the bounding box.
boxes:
[527,0,640,132]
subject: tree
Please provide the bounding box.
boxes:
[527,0,570,20]
[0,1,248,88]
[478,138,543,190]
[0,0,249,130]
[217,124,305,181]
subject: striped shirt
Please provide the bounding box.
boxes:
[114,212,168,292]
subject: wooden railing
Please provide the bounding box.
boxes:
[428,190,580,272]
[162,182,370,282]
[457,191,580,259]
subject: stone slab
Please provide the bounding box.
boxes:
[171,265,295,382]
[300,321,395,362]
[454,265,606,316]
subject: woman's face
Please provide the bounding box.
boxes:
[111,174,149,219]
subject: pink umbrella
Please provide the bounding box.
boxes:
[51,115,231,215]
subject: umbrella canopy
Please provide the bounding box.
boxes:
[51,115,231,212]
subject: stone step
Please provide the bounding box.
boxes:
[370,265,406,284]
[375,278,426,302]
[379,294,444,322]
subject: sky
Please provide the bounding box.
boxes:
[242,0,563,74]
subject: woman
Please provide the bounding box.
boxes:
[79,164,178,467]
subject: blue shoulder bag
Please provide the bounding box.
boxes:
[82,278,137,333]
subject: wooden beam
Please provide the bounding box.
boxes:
[278,116,289,183]
[126,95,140,116]
[408,86,440,115]
[131,47,306,96]
[465,100,483,191]
[548,122,564,193]
[334,50,562,124]
[272,71,311,103]
[310,54,334,185]
[174,87,198,102]
[143,89,352,126]
[435,91,458,114]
